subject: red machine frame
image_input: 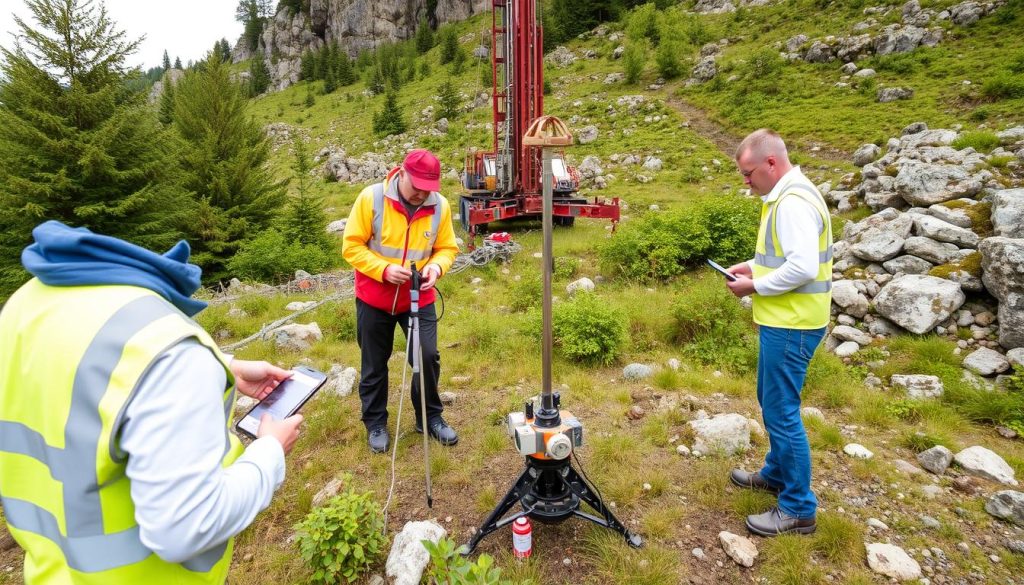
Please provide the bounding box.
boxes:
[459,0,619,236]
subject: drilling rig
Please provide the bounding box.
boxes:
[459,0,620,236]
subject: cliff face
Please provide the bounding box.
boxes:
[242,0,489,91]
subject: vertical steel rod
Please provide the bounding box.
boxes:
[541,148,553,410]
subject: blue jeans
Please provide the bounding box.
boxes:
[756,324,826,519]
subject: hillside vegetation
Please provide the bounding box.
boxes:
[2,0,1024,584]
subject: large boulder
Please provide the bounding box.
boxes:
[962,347,1011,377]
[979,237,1024,348]
[954,446,1018,486]
[266,322,323,352]
[913,215,979,248]
[545,45,576,67]
[991,189,1024,238]
[873,274,965,334]
[903,236,960,264]
[849,228,905,261]
[985,491,1024,527]
[894,161,980,206]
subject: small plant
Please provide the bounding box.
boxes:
[423,537,519,584]
[669,277,757,373]
[294,481,388,584]
[549,292,627,365]
[981,72,1024,101]
[553,256,580,280]
[952,131,1000,153]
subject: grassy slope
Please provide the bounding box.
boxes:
[224,2,1024,584]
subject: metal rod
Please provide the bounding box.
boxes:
[541,148,553,409]
[409,262,432,507]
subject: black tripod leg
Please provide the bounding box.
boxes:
[563,466,643,548]
[463,464,538,554]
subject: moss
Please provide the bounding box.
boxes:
[938,200,993,236]
[884,164,899,177]
[929,251,983,280]
[842,267,866,280]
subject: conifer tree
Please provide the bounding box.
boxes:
[174,56,182,69]
[219,38,232,62]
[162,49,171,70]
[281,136,331,251]
[172,54,286,281]
[367,65,385,94]
[435,78,460,120]
[248,51,271,95]
[372,91,406,137]
[438,27,458,64]
[415,17,434,54]
[336,50,355,85]
[0,0,192,296]
[158,74,176,125]
[322,63,337,94]
[300,50,314,80]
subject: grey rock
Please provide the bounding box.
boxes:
[577,125,599,144]
[891,374,944,399]
[895,161,978,206]
[832,325,873,346]
[991,189,1024,238]
[804,40,835,63]
[785,34,808,53]
[928,201,976,228]
[323,365,357,397]
[835,341,861,357]
[877,87,913,102]
[883,255,934,274]
[979,237,1024,348]
[866,543,922,580]
[692,56,718,82]
[903,236,960,264]
[950,0,984,25]
[689,413,753,455]
[853,143,881,167]
[918,445,954,474]
[326,219,347,234]
[868,317,904,336]
[623,363,654,380]
[914,215,980,248]
[850,227,905,261]
[954,446,1019,486]
[386,520,447,585]
[1007,347,1024,368]
[566,277,596,295]
[266,322,323,352]
[963,347,1011,377]
[873,274,966,334]
[546,45,576,67]
[719,531,758,567]
[985,491,1024,526]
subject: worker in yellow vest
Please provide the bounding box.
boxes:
[723,129,833,537]
[0,221,304,584]
[343,149,460,454]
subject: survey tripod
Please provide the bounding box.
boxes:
[407,262,433,508]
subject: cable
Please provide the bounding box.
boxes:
[381,319,413,534]
[572,450,614,525]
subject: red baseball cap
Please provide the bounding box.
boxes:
[402,149,441,192]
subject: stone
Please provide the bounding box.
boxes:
[323,365,357,397]
[1007,348,1024,368]
[867,518,890,530]
[883,255,934,275]
[917,448,954,475]
[623,363,654,380]
[853,143,881,166]
[311,476,345,507]
[913,215,979,248]
[984,491,1024,527]
[894,459,924,475]
[873,274,965,334]
[928,201,975,229]
[991,189,1024,238]
[962,347,1010,377]
[326,219,347,234]
[903,236,960,265]
[691,56,717,82]
[868,317,904,337]
[566,277,596,296]
[831,280,871,318]
[954,446,1018,486]
[980,237,1024,348]
[866,543,922,581]
[285,301,317,311]
[385,520,447,585]
[835,341,861,357]
[577,125,598,144]
[849,228,905,261]
[546,46,576,67]
[895,161,978,206]
[676,444,691,456]
[832,325,873,346]
[801,407,825,421]
[719,532,758,567]
[877,87,913,102]
[844,443,874,459]
[891,374,944,399]
[266,322,323,352]
[689,413,752,456]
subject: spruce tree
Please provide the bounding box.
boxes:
[282,136,331,251]
[415,17,434,54]
[158,74,176,125]
[0,0,192,296]
[174,56,182,69]
[300,50,314,80]
[219,38,232,62]
[248,51,271,96]
[438,27,458,64]
[336,50,355,85]
[367,65,385,95]
[322,63,337,94]
[372,91,406,137]
[435,79,460,120]
[172,54,286,282]
[162,49,171,71]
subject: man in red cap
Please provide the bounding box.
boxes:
[342,149,460,453]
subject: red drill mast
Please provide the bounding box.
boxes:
[460,0,619,236]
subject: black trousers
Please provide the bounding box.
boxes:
[355,298,443,431]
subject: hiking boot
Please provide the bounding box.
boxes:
[730,469,782,495]
[415,417,459,446]
[368,426,390,454]
[745,507,816,537]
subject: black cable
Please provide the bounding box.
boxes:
[572,450,614,525]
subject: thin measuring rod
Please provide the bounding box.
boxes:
[541,148,553,409]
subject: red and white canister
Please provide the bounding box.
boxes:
[512,516,532,558]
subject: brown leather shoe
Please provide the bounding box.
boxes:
[745,507,816,536]
[730,469,781,495]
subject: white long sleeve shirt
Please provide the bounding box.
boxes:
[119,339,285,563]
[747,167,825,296]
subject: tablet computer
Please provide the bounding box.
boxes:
[235,365,327,440]
[706,259,738,282]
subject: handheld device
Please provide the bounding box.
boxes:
[235,365,328,439]
[706,259,738,282]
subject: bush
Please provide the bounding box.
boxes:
[549,293,627,365]
[424,537,521,584]
[598,194,760,282]
[655,40,682,79]
[622,40,648,84]
[553,256,580,280]
[669,278,757,373]
[227,230,333,283]
[981,72,1024,100]
[952,131,1000,153]
[507,275,542,313]
[294,482,387,584]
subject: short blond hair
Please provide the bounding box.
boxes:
[735,129,789,163]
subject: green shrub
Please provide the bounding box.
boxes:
[622,40,649,84]
[598,194,760,282]
[507,275,542,313]
[982,72,1024,100]
[669,278,757,373]
[228,230,334,283]
[655,40,682,79]
[952,131,1000,153]
[550,292,627,365]
[423,537,521,584]
[294,482,388,584]
[553,256,581,280]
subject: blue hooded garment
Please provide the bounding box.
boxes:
[21,221,207,317]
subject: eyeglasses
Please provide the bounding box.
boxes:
[739,161,763,178]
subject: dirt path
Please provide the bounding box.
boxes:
[664,91,851,164]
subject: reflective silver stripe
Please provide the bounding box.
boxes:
[0,295,182,572]
[182,541,227,572]
[63,295,177,536]
[371,182,386,253]
[755,249,832,268]
[792,280,832,294]
[370,177,443,264]
[2,497,152,572]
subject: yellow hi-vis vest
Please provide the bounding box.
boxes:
[751,180,833,330]
[0,280,244,584]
